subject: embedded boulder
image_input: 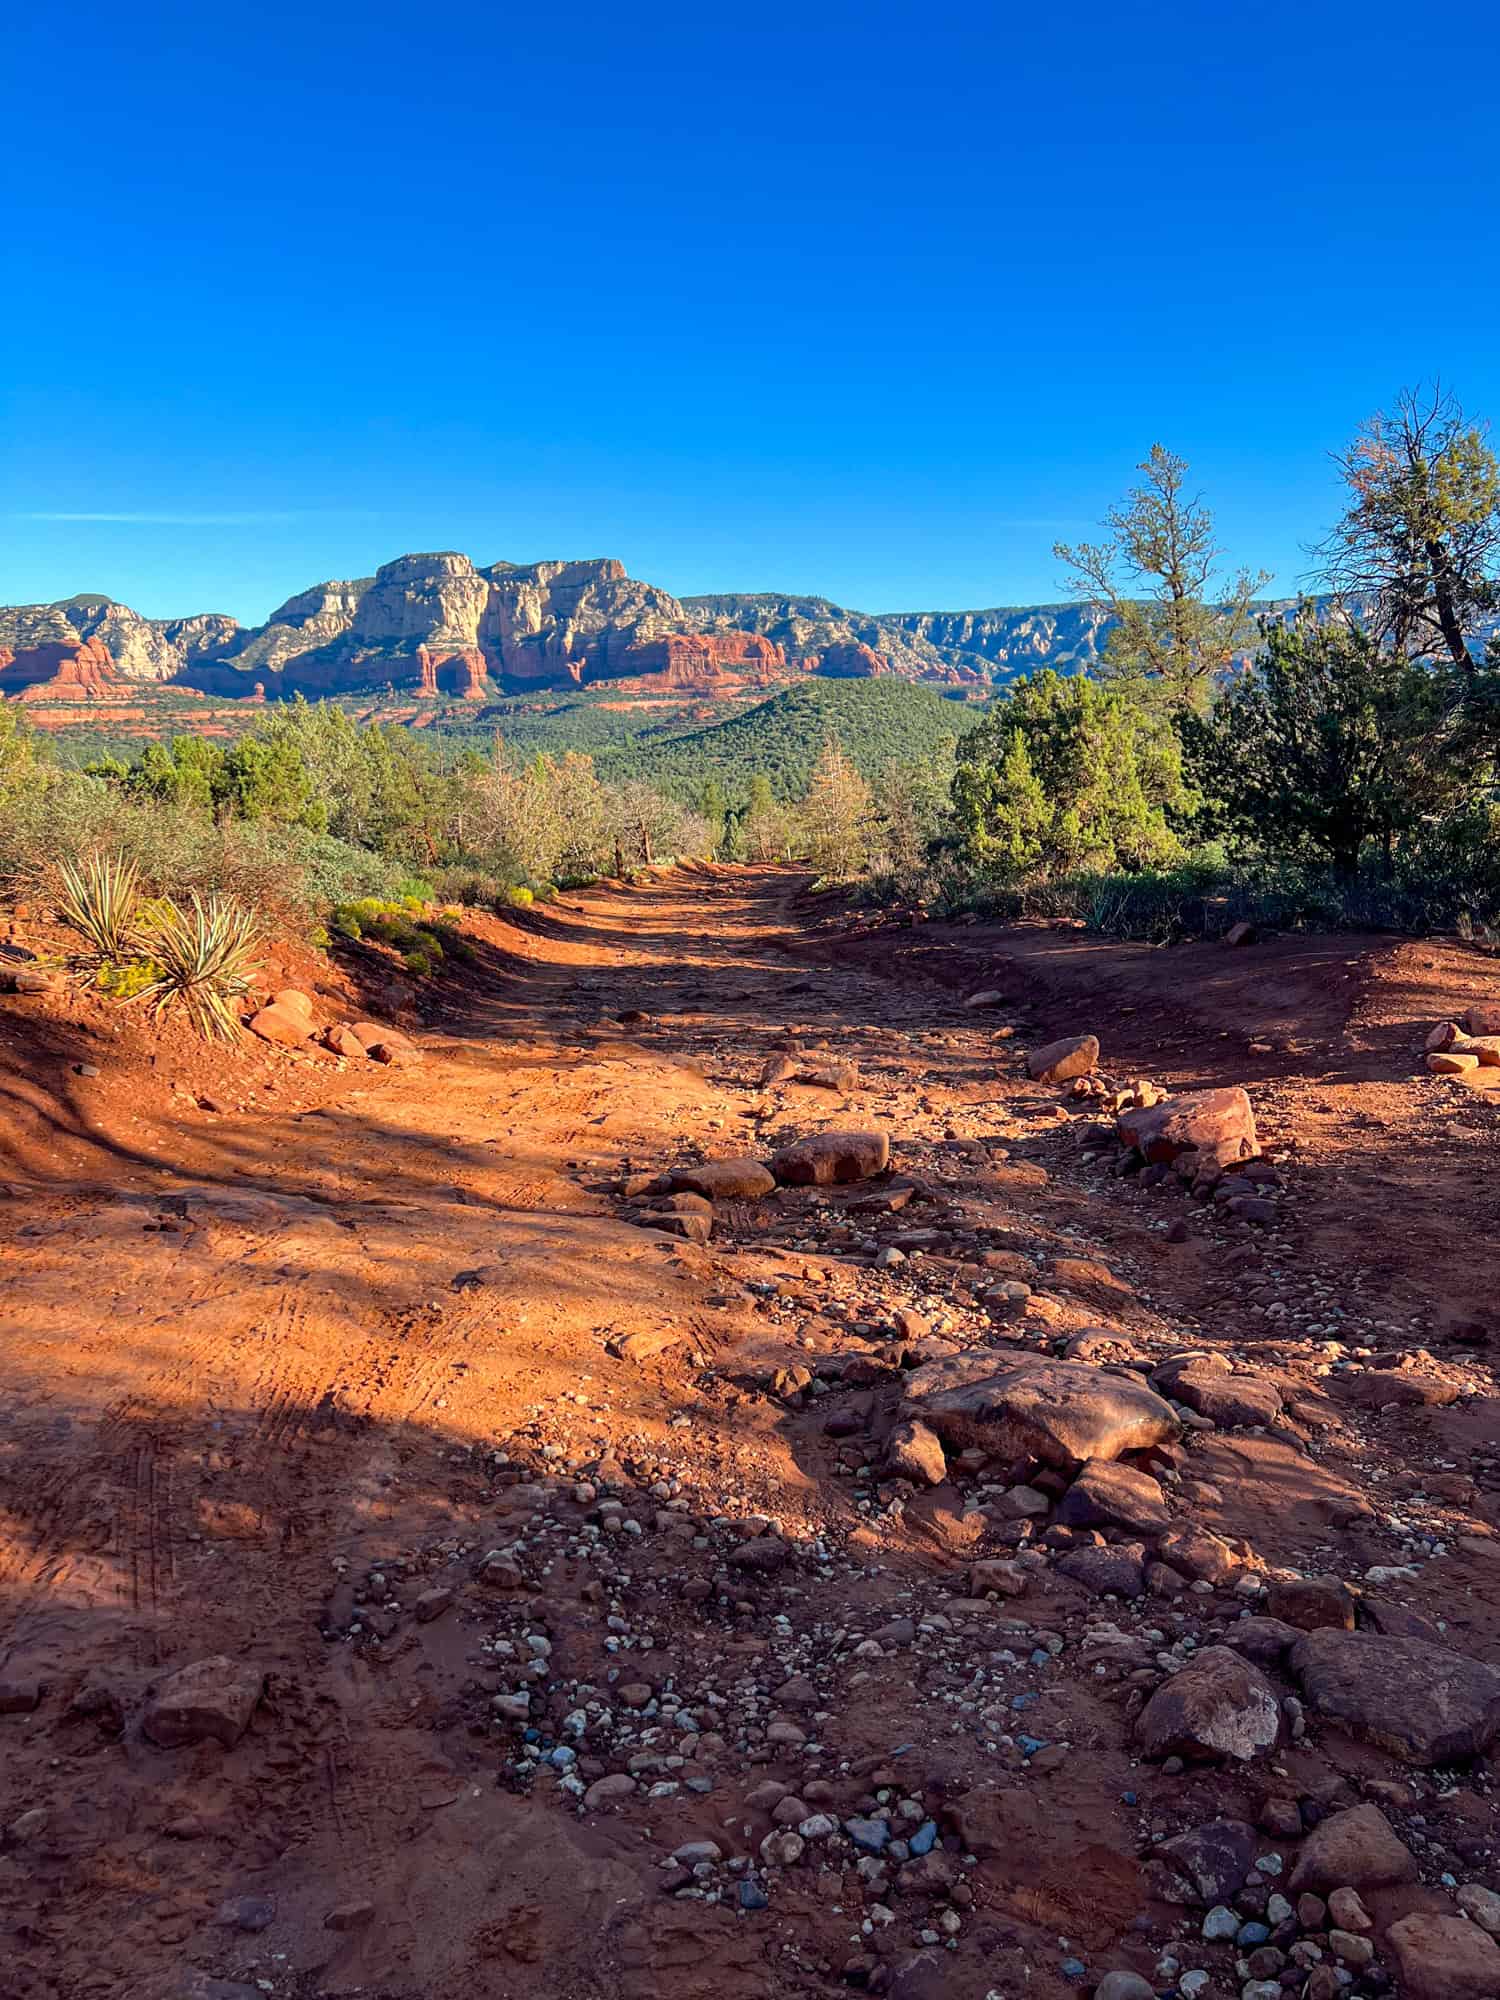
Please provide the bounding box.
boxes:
[1134,1646,1281,1762]
[770,1130,889,1186]
[1151,1352,1283,1428]
[1386,1914,1500,2000]
[143,1657,264,1749]
[1056,1542,1148,1598]
[669,1159,776,1200]
[346,1020,422,1066]
[1117,1087,1257,1168]
[903,1355,1179,1469]
[247,1003,314,1049]
[1290,1630,1500,1766]
[1056,1459,1171,1536]
[1027,1033,1099,1085]
[1287,1804,1417,1894]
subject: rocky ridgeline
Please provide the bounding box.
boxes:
[0,555,1123,704]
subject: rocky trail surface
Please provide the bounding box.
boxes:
[2,867,1500,2000]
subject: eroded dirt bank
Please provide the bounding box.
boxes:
[1,866,1499,2000]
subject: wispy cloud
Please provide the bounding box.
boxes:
[13,510,375,526]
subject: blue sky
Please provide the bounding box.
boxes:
[5,0,1499,624]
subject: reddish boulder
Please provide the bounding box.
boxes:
[346,1020,422,1065]
[1135,1646,1281,1762]
[669,1159,776,1200]
[1152,1352,1283,1428]
[1150,1819,1260,1906]
[1157,1526,1240,1586]
[885,1419,948,1488]
[1222,1616,1302,1664]
[969,1558,1028,1598]
[1430,1049,1480,1075]
[1386,1914,1500,2000]
[1118,1086,1257,1167]
[1290,1630,1500,1765]
[1265,1575,1357,1633]
[247,1002,314,1049]
[1287,1803,1417,1894]
[1057,1542,1148,1598]
[770,1130,889,1186]
[902,1355,1180,1468]
[1027,1033,1099,1084]
[143,1657,264,1749]
[1057,1460,1170,1536]
[367,1036,422,1067]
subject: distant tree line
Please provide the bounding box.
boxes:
[6,382,1500,945]
[929,385,1500,933]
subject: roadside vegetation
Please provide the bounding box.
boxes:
[5,382,1500,1014]
[838,385,1500,940]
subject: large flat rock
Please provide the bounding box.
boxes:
[1290,1629,1500,1766]
[902,1355,1180,1468]
[669,1159,776,1200]
[770,1130,889,1187]
[1118,1087,1257,1166]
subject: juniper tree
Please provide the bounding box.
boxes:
[952,670,1191,876]
[1055,444,1268,710]
[1313,385,1500,669]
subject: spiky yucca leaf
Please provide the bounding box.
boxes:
[140,895,262,1042]
[56,853,142,967]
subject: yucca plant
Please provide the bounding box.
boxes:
[139,894,262,1041]
[56,853,142,970]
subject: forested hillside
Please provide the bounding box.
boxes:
[591,680,980,799]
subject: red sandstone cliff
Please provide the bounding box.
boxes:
[0,636,124,700]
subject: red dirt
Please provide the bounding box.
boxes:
[0,868,1498,2000]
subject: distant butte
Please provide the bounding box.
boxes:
[0,550,1120,707]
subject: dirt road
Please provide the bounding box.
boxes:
[1,867,1499,2000]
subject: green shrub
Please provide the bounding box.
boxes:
[939,855,1500,943]
[428,921,473,964]
[56,852,143,970]
[504,884,534,908]
[138,894,262,1041]
[328,896,454,971]
[431,865,510,907]
[95,957,162,999]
